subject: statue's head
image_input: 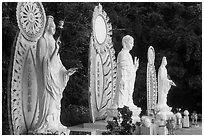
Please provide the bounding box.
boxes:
[122,35,134,50]
[162,56,167,66]
[44,15,56,35]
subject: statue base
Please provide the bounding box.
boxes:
[157,111,174,120]
[83,120,107,130]
[160,106,172,112]
[129,106,142,123]
[156,105,173,119]
[29,127,70,135]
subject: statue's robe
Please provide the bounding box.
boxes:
[112,49,136,108]
[157,60,171,111]
[35,34,69,132]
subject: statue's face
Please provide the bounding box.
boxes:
[126,38,134,50]
[48,19,56,35]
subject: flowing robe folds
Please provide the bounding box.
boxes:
[113,49,136,108]
[157,62,171,111]
[35,36,69,132]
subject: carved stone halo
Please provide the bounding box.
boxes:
[148,46,155,64]
[92,3,112,53]
[16,2,46,41]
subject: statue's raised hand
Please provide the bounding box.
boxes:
[134,57,139,70]
[170,80,176,87]
[55,37,61,50]
[66,68,77,76]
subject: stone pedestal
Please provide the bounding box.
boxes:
[83,121,107,130]
[182,116,190,128]
[157,126,168,135]
[157,111,174,120]
[141,126,151,135]
[140,124,157,135]
[68,122,108,135]
[29,128,70,135]
[151,123,157,135]
[176,123,182,129]
[129,106,142,123]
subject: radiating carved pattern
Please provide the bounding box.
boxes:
[147,64,157,109]
[89,3,117,121]
[147,46,157,114]
[16,2,46,41]
[11,34,28,134]
[11,34,38,134]
[95,43,117,118]
[9,2,45,134]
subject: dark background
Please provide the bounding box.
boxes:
[2,2,202,134]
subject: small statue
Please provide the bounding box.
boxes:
[156,57,176,112]
[183,110,190,128]
[166,117,175,135]
[175,110,182,129]
[34,16,76,134]
[112,35,139,109]
[191,111,198,126]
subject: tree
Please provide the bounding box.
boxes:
[100,2,202,113]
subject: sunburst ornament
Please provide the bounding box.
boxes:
[147,46,158,115]
[92,3,112,53]
[89,3,117,122]
[16,2,46,41]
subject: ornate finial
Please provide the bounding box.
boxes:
[98,3,102,11]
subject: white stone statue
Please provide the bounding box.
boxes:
[112,35,139,108]
[109,35,141,123]
[175,111,182,129]
[191,111,198,126]
[183,110,190,128]
[156,57,176,112]
[34,16,76,133]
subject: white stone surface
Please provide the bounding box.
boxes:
[156,57,176,113]
[89,4,117,121]
[34,16,76,134]
[183,116,190,128]
[175,112,182,129]
[146,46,157,115]
[112,35,140,110]
[157,126,168,135]
[129,107,141,123]
[141,126,151,135]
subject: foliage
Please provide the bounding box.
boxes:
[60,104,90,127]
[42,2,96,107]
[103,106,138,135]
[102,2,202,113]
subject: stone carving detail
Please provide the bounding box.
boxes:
[10,34,39,134]
[146,46,157,115]
[8,2,46,134]
[16,2,46,41]
[89,3,117,122]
